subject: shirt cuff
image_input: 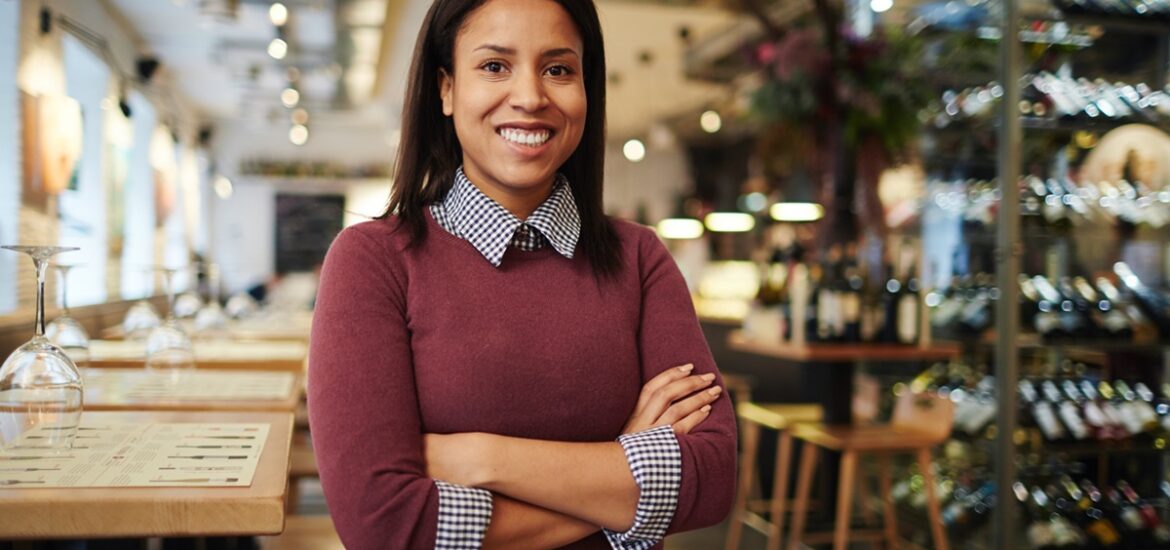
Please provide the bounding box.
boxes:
[603,425,682,549]
[434,480,493,549]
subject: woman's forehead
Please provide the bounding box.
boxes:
[455,0,583,55]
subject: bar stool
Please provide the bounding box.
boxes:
[787,391,954,550]
[724,401,824,550]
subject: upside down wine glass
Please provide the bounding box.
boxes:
[0,246,84,451]
[144,266,196,371]
[45,264,90,368]
[123,267,161,339]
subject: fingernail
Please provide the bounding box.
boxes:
[701,405,712,413]
[708,387,722,396]
[701,373,715,381]
[679,364,695,372]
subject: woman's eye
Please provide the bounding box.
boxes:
[546,65,571,77]
[483,61,505,73]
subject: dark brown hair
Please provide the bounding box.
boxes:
[381,0,621,277]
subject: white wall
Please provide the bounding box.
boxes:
[603,139,693,224]
[211,181,275,295]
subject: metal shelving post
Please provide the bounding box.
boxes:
[993,0,1023,547]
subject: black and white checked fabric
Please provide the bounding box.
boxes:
[430,167,581,267]
[603,425,683,548]
[434,480,494,549]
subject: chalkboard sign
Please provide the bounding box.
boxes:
[275,194,345,273]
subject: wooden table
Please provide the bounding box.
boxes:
[728,331,961,423]
[0,410,293,539]
[87,340,308,373]
[82,368,303,413]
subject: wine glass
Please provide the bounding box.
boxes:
[44,264,90,368]
[0,246,84,451]
[194,264,229,333]
[173,265,204,319]
[144,267,196,372]
[123,267,161,339]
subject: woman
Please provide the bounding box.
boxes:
[308,0,736,548]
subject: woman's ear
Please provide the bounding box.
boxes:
[439,69,454,117]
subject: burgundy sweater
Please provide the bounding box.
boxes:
[307,211,736,549]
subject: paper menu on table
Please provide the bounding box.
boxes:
[0,422,269,488]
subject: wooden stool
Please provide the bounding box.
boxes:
[260,515,343,550]
[286,434,318,514]
[725,402,823,550]
[788,392,954,550]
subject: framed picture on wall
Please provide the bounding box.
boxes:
[19,91,82,213]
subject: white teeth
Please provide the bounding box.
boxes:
[499,128,550,147]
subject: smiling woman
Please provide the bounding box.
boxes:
[307,1,737,549]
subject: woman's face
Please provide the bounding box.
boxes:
[440,0,586,209]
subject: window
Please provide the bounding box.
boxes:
[0,0,20,314]
[60,34,110,306]
[120,91,156,299]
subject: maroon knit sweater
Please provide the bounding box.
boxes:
[308,211,736,549]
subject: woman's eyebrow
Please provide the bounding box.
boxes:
[472,44,580,59]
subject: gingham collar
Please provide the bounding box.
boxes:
[437,167,581,267]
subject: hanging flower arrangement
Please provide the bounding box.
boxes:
[741,4,930,238]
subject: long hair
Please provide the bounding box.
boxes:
[381,0,622,277]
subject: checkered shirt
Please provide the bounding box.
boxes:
[430,167,581,267]
[434,480,493,549]
[603,425,683,548]
[429,168,684,548]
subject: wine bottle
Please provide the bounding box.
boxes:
[1100,381,1143,437]
[1115,380,1159,432]
[1057,476,1121,547]
[1062,379,1108,439]
[1056,277,1103,337]
[1073,276,1134,340]
[1117,480,1170,542]
[880,265,901,343]
[1033,276,1089,339]
[840,246,863,343]
[898,276,920,345]
[816,249,841,342]
[1114,262,1170,337]
[1021,379,1067,441]
[1043,380,1090,440]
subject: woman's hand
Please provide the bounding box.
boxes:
[621,364,722,436]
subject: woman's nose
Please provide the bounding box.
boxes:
[508,70,549,112]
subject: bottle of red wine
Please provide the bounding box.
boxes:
[1113,262,1170,337]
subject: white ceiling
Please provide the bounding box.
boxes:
[103,0,741,142]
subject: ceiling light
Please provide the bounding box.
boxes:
[291,108,309,125]
[871,0,893,12]
[289,124,309,145]
[269,3,289,26]
[280,87,300,107]
[656,218,704,239]
[700,110,722,133]
[704,212,756,233]
[267,38,288,60]
[623,139,646,162]
[213,175,233,199]
[738,192,768,213]
[770,202,825,222]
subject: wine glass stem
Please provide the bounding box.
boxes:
[60,269,70,317]
[165,270,177,320]
[33,257,48,337]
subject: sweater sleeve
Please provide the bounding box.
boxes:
[634,228,738,534]
[308,225,491,549]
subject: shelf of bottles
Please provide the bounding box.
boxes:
[888,3,1170,547]
[869,358,1170,549]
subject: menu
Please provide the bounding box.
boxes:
[83,369,297,403]
[0,422,270,488]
